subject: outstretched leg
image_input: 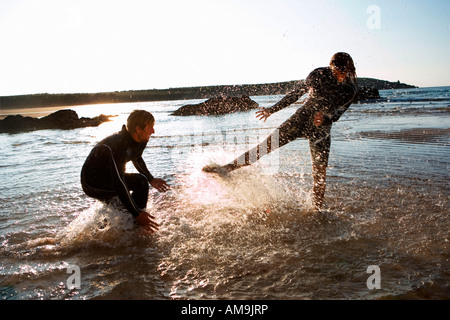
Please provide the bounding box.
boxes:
[203,114,304,173]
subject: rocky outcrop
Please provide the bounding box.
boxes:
[353,86,382,102]
[171,95,259,116]
[0,109,113,133]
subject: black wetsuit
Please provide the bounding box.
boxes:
[81,125,154,217]
[231,67,357,168]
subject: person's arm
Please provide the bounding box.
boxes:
[100,144,143,218]
[133,156,170,192]
[256,83,308,122]
[314,101,352,127]
[321,83,358,124]
[133,156,154,182]
[269,86,307,113]
[328,98,354,122]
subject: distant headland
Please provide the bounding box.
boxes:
[0,78,416,110]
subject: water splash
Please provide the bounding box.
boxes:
[4,199,151,259]
[153,148,325,298]
[57,199,140,248]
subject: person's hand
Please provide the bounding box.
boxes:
[150,178,170,192]
[136,211,159,233]
[255,108,272,122]
[313,112,325,127]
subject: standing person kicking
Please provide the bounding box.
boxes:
[204,52,358,212]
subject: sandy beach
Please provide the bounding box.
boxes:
[0,105,85,120]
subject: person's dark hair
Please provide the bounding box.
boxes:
[330,52,357,82]
[127,110,155,134]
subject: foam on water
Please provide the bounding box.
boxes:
[150,149,341,299]
[57,199,142,248]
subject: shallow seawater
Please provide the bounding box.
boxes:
[0,87,449,300]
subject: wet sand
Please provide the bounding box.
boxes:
[0,106,71,120]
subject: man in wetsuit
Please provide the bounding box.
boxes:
[204,52,358,212]
[81,110,169,232]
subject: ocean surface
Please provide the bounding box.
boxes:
[0,87,449,300]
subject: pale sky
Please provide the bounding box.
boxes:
[0,0,449,96]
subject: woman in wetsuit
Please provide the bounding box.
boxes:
[204,52,358,211]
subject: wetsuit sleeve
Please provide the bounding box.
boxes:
[133,156,155,183]
[267,84,307,114]
[328,99,352,122]
[101,144,142,217]
[328,82,358,122]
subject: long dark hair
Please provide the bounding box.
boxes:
[330,52,357,84]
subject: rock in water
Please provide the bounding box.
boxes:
[171,95,259,116]
[0,109,113,133]
[353,86,382,102]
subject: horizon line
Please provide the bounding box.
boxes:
[0,77,428,98]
